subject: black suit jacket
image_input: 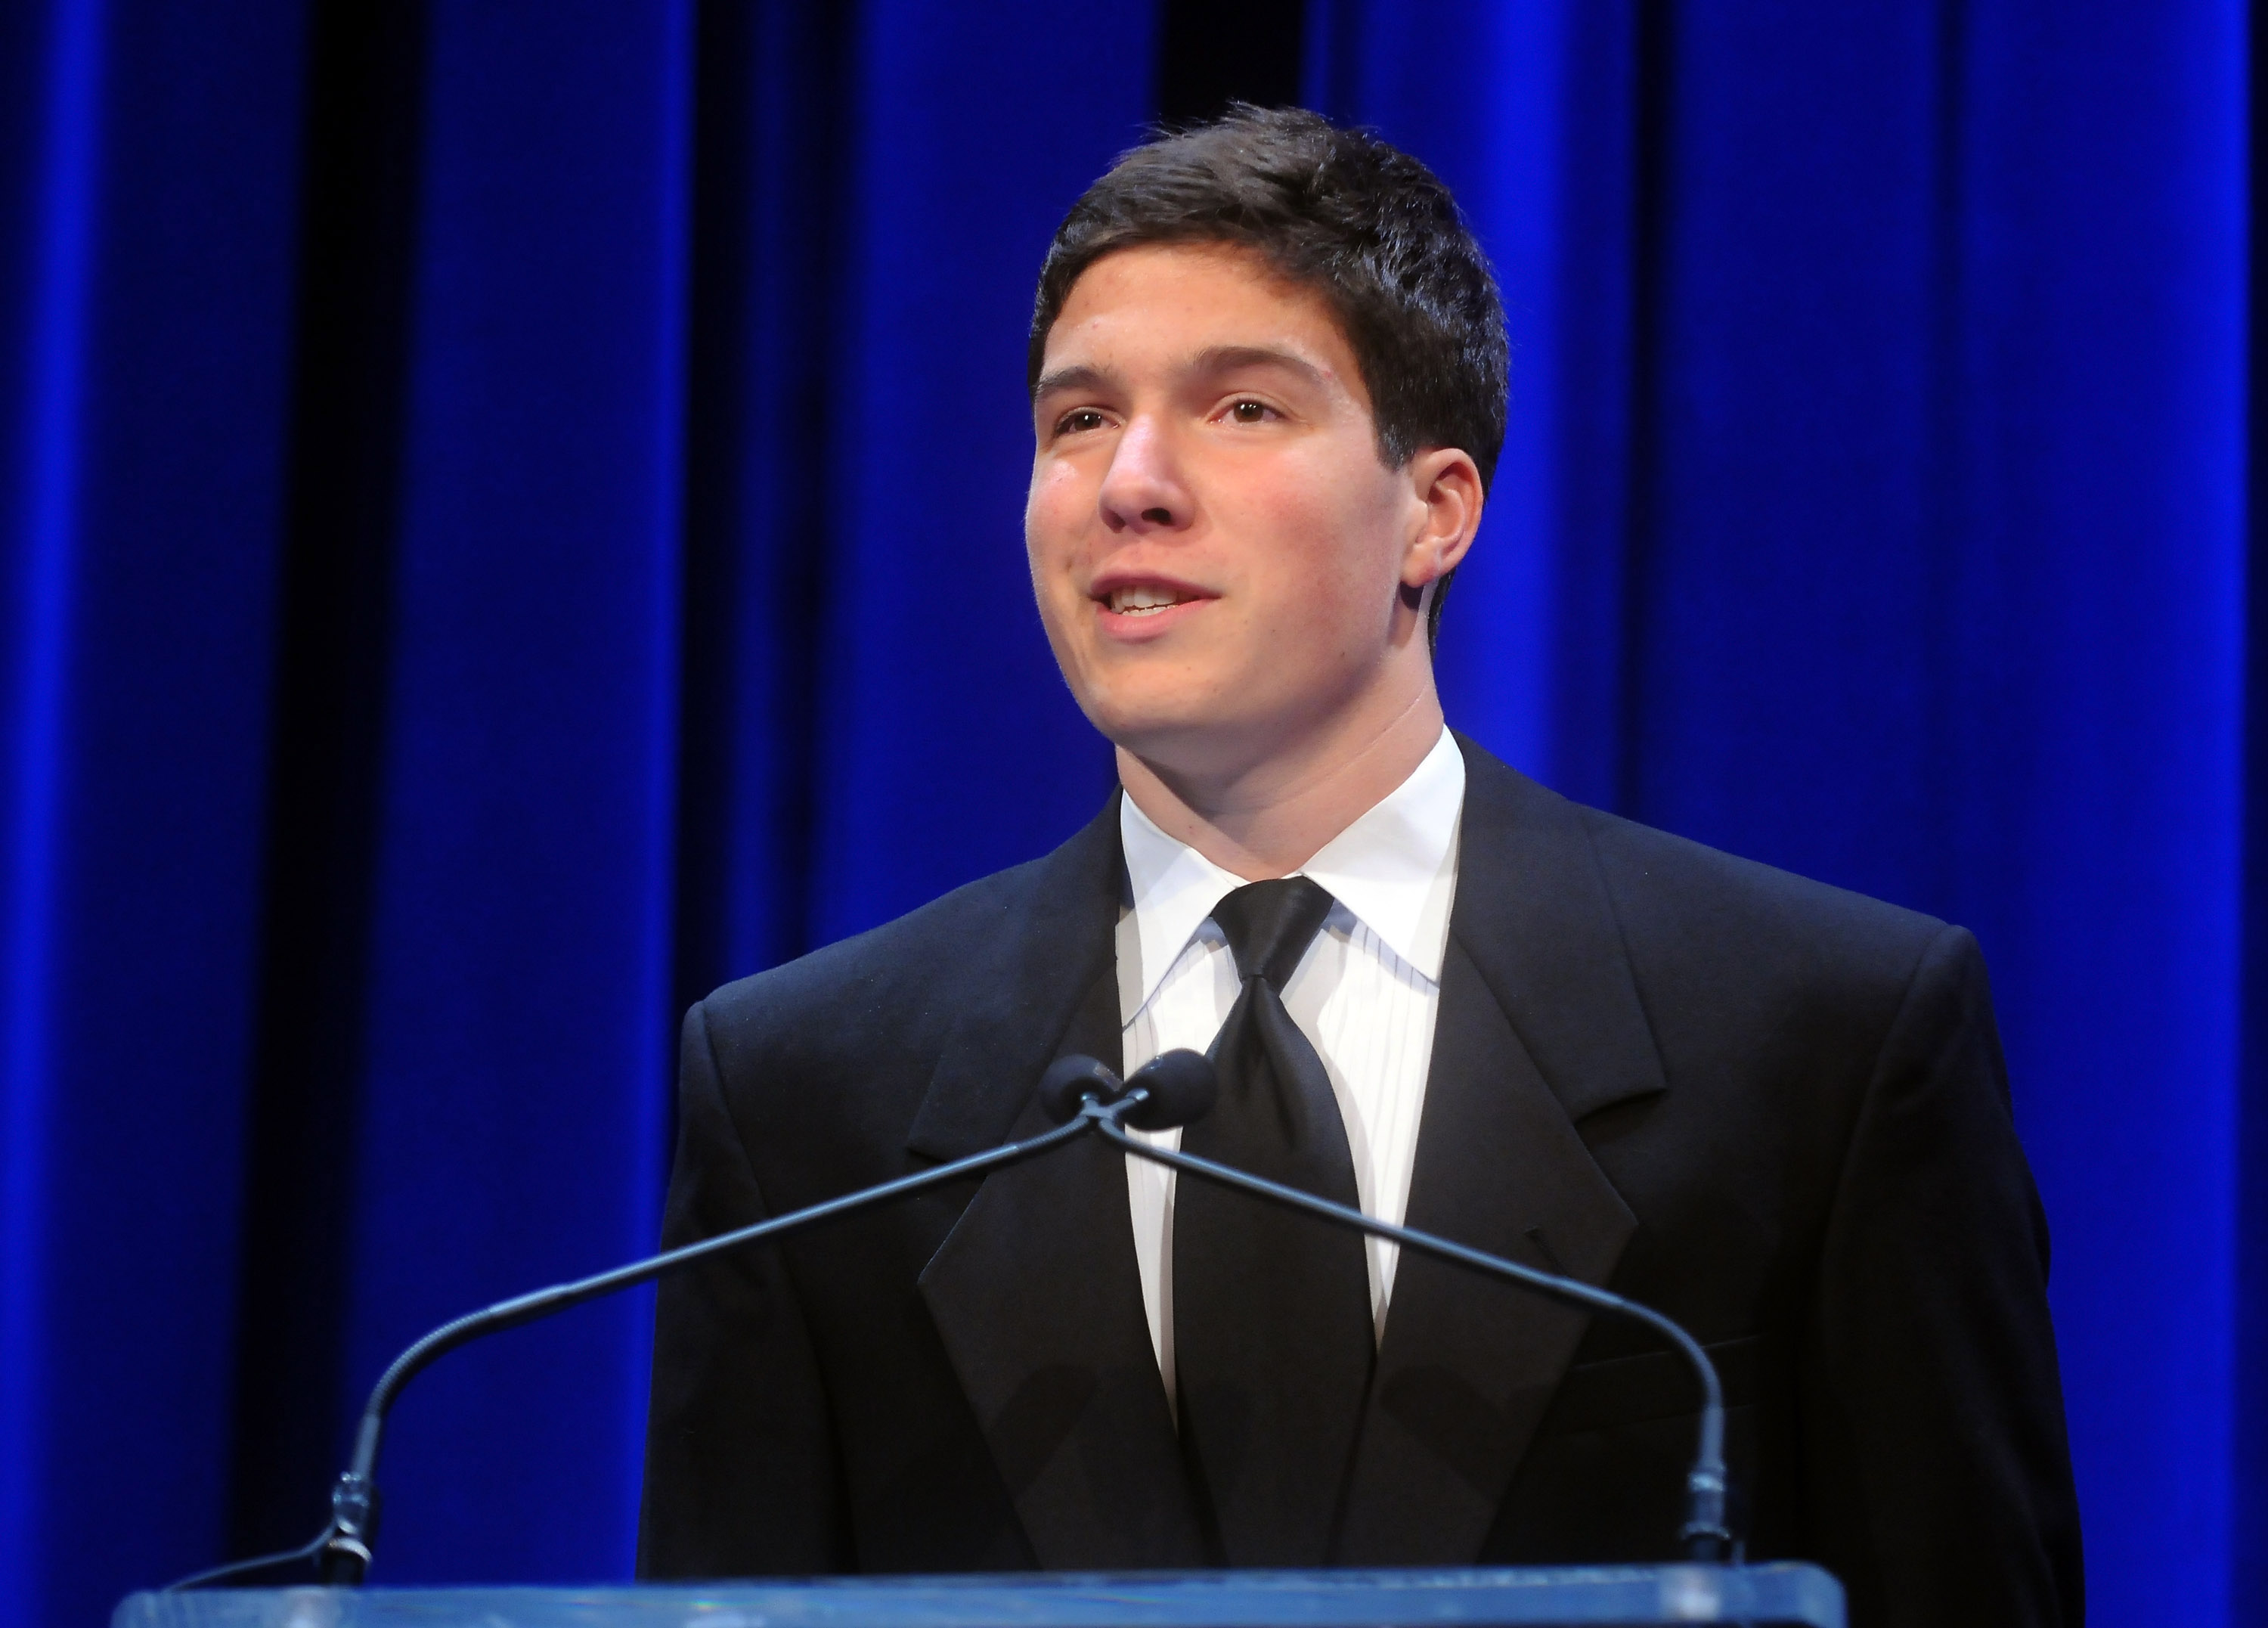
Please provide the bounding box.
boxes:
[639,738,2083,1627]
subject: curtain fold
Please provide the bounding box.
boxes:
[1,5,307,1623]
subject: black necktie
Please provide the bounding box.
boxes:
[1173,876,1374,1565]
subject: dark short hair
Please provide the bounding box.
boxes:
[1029,105,1507,647]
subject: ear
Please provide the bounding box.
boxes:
[1399,447,1485,591]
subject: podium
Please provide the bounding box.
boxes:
[115,1565,1845,1628]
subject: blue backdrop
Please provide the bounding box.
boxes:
[0,2,2252,1624]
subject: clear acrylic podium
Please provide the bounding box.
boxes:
[115,1564,1845,1628]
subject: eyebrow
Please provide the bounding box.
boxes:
[1031,363,1111,401]
[1187,344,1327,388]
[1032,346,1326,403]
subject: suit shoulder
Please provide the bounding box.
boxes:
[696,851,1058,1068]
[1455,736,1953,978]
[1539,799,1988,1114]
[1572,801,1961,1000]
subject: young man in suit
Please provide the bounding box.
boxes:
[640,107,2083,1627]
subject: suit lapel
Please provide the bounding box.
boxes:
[913,795,1206,1568]
[1334,739,1665,1563]
[1443,738,1669,1121]
[904,796,1124,1164]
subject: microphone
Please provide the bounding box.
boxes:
[1039,1047,1216,1130]
[165,1052,1204,1592]
[1065,1050,1737,1565]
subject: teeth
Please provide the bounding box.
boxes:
[1109,585,1185,614]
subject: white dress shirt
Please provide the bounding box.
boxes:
[1117,727,1465,1403]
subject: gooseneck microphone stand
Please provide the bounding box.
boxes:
[1083,1057,1733,1564]
[167,1099,1103,1592]
[168,1050,1731,1591]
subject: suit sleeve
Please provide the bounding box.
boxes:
[1802,925,2085,1628]
[638,999,854,1577]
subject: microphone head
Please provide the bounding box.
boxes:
[1120,1049,1217,1130]
[1039,1054,1122,1124]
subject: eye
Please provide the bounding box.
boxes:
[1226,398,1277,424]
[1054,408,1109,436]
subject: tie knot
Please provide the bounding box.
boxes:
[1210,876,1337,992]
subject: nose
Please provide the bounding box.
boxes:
[1097,416,1191,534]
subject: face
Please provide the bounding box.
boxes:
[1026,243,1473,780]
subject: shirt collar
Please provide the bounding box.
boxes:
[1118,727,1465,1011]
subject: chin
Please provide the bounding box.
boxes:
[1088,703,1278,777]
[1081,702,1192,756]
[1079,698,1191,753]
[1073,650,1309,754]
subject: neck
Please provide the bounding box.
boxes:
[1117,682,1447,880]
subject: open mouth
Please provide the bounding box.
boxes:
[1103,583,1197,617]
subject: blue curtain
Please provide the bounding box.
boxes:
[0,2,2251,1624]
